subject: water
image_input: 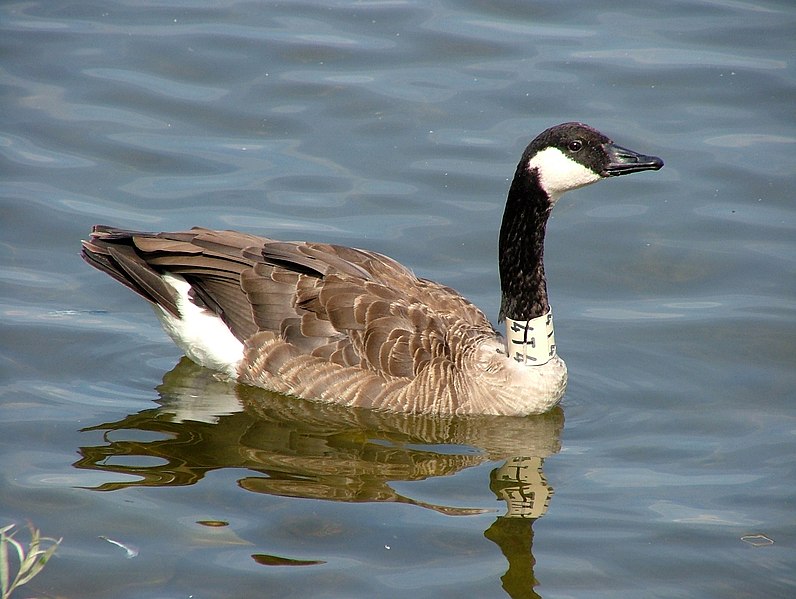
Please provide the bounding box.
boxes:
[2,1,795,597]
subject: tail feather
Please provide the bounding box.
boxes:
[81,226,180,316]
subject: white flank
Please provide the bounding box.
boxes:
[152,273,244,378]
[527,146,601,203]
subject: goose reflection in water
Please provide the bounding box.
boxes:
[75,358,562,599]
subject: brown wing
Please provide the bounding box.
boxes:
[82,225,496,381]
[244,240,495,378]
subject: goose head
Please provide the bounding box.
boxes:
[521,122,664,205]
[499,122,663,323]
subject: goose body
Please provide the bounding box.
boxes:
[82,122,662,416]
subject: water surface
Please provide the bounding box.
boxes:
[1,1,795,597]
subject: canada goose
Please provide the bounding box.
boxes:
[82,122,663,416]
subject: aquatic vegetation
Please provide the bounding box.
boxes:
[0,524,61,599]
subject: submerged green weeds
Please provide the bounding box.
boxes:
[0,524,61,599]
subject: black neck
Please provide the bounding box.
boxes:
[498,165,552,322]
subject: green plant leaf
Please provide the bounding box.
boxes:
[0,528,9,598]
[0,524,61,599]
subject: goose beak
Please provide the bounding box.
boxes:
[602,143,664,176]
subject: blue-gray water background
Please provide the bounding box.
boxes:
[2,1,794,597]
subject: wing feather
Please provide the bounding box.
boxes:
[82,226,496,391]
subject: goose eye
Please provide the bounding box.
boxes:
[568,140,583,152]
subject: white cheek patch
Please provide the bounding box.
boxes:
[527,147,601,203]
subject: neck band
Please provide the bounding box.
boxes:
[505,310,556,365]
